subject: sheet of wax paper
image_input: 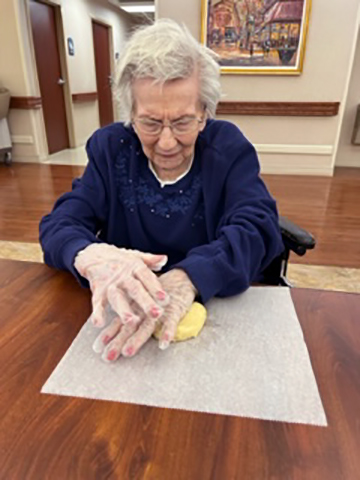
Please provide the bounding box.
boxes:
[42,287,327,426]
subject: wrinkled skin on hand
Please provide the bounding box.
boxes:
[92,268,197,362]
[74,243,169,328]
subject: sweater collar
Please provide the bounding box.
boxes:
[147,155,195,188]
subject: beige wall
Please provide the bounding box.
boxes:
[158,0,360,175]
[0,0,135,161]
[0,0,48,162]
[58,0,135,146]
[0,1,28,94]
[336,27,360,167]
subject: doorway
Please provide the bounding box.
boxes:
[92,20,114,127]
[335,27,360,168]
[29,0,70,154]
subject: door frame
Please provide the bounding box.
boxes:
[90,15,117,122]
[25,0,76,151]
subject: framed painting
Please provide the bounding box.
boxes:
[201,0,312,75]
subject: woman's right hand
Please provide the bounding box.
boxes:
[74,243,169,328]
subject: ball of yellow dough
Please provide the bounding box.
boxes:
[154,302,207,342]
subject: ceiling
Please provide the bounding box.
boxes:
[108,0,155,20]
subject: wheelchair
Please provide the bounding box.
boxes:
[262,216,316,287]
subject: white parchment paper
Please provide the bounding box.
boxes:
[42,287,327,426]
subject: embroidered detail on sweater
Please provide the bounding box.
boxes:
[114,150,204,218]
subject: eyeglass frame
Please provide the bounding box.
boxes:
[132,114,205,137]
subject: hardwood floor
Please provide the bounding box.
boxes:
[0,164,83,243]
[265,168,360,267]
[0,163,360,268]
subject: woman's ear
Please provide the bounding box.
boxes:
[199,110,208,132]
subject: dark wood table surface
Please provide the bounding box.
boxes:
[0,259,359,480]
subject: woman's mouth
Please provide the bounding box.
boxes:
[156,151,180,158]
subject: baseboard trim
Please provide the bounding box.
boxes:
[254,144,333,155]
[261,165,333,176]
[259,154,334,176]
[11,154,47,163]
[11,135,34,145]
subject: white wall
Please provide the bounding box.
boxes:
[158,0,360,175]
[335,26,360,167]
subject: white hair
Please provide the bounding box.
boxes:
[114,19,221,125]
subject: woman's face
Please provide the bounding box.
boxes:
[132,74,206,181]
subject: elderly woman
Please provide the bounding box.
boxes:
[40,19,283,361]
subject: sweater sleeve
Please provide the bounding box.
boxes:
[174,141,284,303]
[39,133,109,283]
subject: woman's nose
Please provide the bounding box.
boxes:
[157,126,178,150]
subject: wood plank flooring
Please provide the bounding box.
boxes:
[265,168,360,267]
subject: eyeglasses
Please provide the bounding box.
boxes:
[133,116,204,136]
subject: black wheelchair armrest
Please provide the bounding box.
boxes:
[279,216,315,256]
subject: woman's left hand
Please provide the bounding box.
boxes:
[93,268,197,360]
[150,268,197,350]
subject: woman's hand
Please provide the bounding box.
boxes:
[74,243,169,328]
[154,269,197,349]
[92,268,197,361]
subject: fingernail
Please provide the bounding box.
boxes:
[92,339,104,354]
[107,349,117,361]
[150,307,161,318]
[156,291,166,301]
[159,341,170,351]
[124,346,134,357]
[103,335,110,345]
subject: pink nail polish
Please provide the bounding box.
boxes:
[107,350,117,361]
[156,291,166,301]
[126,347,134,357]
[150,307,160,318]
[103,335,110,345]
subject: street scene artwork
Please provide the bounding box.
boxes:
[201,0,311,74]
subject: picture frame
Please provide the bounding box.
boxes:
[201,0,312,75]
[351,105,360,146]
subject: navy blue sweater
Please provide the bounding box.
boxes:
[39,120,284,303]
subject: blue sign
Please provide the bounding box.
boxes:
[67,37,75,56]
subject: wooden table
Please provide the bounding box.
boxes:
[0,259,359,480]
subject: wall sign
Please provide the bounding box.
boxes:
[67,37,75,56]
